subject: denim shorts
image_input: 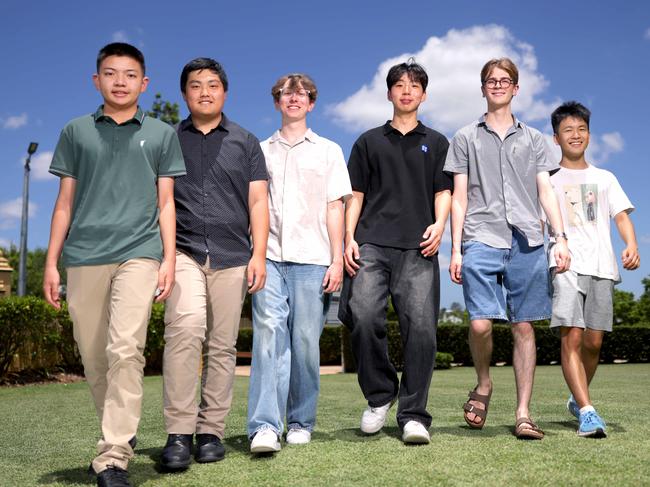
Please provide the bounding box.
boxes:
[461,231,551,323]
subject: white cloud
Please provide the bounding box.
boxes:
[639,235,650,245]
[327,25,561,135]
[112,30,130,42]
[0,237,10,248]
[644,28,650,40]
[2,113,28,129]
[587,132,624,165]
[0,198,38,230]
[29,151,55,181]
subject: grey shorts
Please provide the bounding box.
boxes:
[550,270,614,332]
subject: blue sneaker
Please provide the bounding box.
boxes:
[567,395,580,419]
[577,410,607,438]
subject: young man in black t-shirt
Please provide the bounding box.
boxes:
[339,60,452,444]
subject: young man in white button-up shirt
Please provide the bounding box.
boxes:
[247,73,352,453]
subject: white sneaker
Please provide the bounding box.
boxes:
[402,420,430,444]
[286,428,311,445]
[250,429,281,453]
[360,400,394,434]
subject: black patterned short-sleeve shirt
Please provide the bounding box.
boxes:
[175,114,268,270]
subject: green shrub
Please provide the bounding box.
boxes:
[2,297,649,380]
[0,297,59,377]
[53,303,82,372]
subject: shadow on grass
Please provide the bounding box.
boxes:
[39,462,157,485]
[546,420,626,434]
[225,434,251,454]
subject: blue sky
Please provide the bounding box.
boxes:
[2,0,649,306]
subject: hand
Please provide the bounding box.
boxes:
[449,250,463,284]
[247,254,267,294]
[622,246,640,270]
[344,239,360,277]
[43,265,61,309]
[553,239,571,273]
[323,259,343,293]
[155,258,175,302]
[420,223,443,257]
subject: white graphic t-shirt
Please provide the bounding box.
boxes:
[548,164,634,282]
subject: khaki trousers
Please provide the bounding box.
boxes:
[66,258,159,472]
[163,252,247,438]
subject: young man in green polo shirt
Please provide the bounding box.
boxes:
[43,42,185,487]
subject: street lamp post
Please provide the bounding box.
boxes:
[17,142,38,297]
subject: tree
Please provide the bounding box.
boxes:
[0,246,65,298]
[146,93,181,125]
[635,276,650,324]
[613,288,638,325]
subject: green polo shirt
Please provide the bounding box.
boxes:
[49,106,186,267]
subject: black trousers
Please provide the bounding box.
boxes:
[339,243,440,428]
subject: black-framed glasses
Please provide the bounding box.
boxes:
[483,78,514,89]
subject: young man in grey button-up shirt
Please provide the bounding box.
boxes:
[444,58,570,439]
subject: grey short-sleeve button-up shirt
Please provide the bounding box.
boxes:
[444,115,559,248]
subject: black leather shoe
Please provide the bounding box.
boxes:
[195,434,225,463]
[96,466,131,487]
[160,434,193,470]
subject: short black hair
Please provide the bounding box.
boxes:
[551,101,591,134]
[386,60,428,91]
[97,42,145,74]
[180,58,229,93]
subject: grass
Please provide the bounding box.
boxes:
[1,364,649,486]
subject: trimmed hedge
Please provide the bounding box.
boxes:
[1,297,649,380]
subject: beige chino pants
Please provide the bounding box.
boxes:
[163,251,247,438]
[66,258,159,473]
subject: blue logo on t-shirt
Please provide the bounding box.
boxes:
[421,145,428,153]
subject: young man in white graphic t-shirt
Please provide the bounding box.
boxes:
[548,101,640,438]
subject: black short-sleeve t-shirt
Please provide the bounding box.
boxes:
[347,121,452,250]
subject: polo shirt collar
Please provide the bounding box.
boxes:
[382,120,427,136]
[93,105,145,124]
[478,113,523,129]
[180,112,231,134]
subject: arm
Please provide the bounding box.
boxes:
[155,177,176,302]
[343,191,364,276]
[537,171,570,273]
[323,199,345,293]
[247,180,269,293]
[449,174,467,284]
[43,177,76,308]
[614,211,640,270]
[420,189,451,257]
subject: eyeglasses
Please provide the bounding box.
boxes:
[483,78,514,89]
[279,89,311,99]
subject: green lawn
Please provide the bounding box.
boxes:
[1,364,649,486]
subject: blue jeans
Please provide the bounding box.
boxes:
[247,260,329,438]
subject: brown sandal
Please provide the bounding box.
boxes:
[463,385,492,429]
[514,417,545,440]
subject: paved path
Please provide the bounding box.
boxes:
[235,365,343,377]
